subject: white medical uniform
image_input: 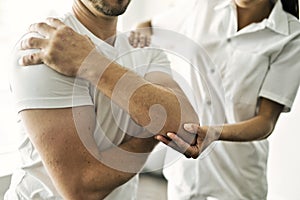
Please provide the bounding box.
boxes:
[6,12,171,200]
[152,0,300,199]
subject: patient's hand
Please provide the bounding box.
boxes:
[19,18,96,77]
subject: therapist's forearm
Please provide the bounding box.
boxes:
[79,51,198,143]
[211,116,276,141]
[211,98,283,141]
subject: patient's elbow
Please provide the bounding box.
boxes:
[64,182,109,200]
[59,171,109,200]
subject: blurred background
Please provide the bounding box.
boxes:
[0,0,299,199]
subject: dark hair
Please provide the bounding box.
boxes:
[281,0,299,19]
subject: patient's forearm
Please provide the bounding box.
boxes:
[79,51,198,143]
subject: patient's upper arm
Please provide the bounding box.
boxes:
[20,106,99,198]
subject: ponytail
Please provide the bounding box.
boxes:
[281,0,299,19]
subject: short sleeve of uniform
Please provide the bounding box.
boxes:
[10,33,93,112]
[259,36,300,112]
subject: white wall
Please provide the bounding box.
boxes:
[267,90,300,200]
[119,0,182,31]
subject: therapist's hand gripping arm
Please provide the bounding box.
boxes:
[20,18,199,145]
[157,98,283,158]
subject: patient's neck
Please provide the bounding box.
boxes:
[72,0,117,45]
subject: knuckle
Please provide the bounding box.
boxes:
[56,26,73,38]
[29,53,35,61]
[36,22,47,29]
[22,53,38,65]
[20,40,25,49]
[21,56,28,65]
[62,26,73,33]
[30,53,40,62]
[30,54,39,63]
[191,152,199,159]
[47,17,55,22]
[27,37,35,46]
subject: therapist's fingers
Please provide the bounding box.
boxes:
[133,31,140,48]
[20,37,48,50]
[155,135,183,153]
[166,132,191,151]
[19,52,44,66]
[29,22,56,38]
[129,31,141,48]
[184,123,202,134]
[139,34,151,48]
[167,132,200,159]
[128,31,134,46]
[146,36,151,47]
[155,134,199,159]
[129,31,151,48]
[155,135,170,145]
[139,34,146,48]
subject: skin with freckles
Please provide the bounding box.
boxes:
[15,0,200,199]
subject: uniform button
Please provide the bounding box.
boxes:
[210,68,215,73]
[227,38,231,42]
[207,100,212,105]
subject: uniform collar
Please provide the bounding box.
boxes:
[214,0,289,36]
[267,0,289,36]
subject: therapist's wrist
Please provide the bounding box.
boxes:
[203,125,223,142]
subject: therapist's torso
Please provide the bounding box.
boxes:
[154,0,300,199]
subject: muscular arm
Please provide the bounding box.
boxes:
[20,19,199,144]
[80,54,198,143]
[21,106,157,200]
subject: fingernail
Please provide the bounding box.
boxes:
[167,132,173,137]
[18,58,24,66]
[28,24,34,31]
[184,124,192,130]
